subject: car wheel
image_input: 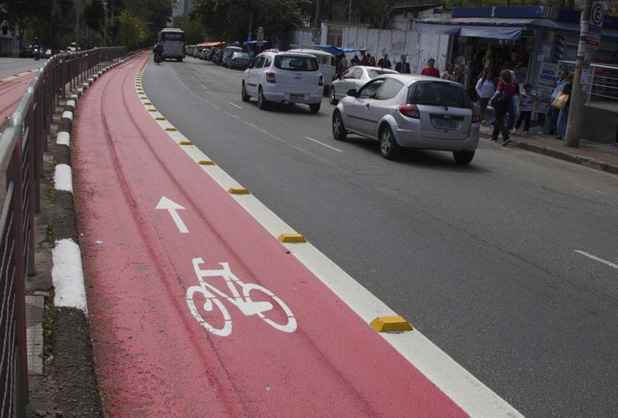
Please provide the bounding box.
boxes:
[453,150,475,165]
[330,89,338,105]
[241,82,250,102]
[309,103,321,114]
[257,87,269,110]
[332,110,347,141]
[379,125,401,160]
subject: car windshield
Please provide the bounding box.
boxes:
[274,55,319,71]
[161,32,184,41]
[410,81,468,108]
[233,52,249,59]
[368,69,397,79]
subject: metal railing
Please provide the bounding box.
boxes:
[0,46,126,417]
[587,63,618,113]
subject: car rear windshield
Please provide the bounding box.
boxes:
[274,55,319,71]
[368,69,397,79]
[162,32,185,41]
[409,81,469,108]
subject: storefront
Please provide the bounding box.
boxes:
[416,6,618,122]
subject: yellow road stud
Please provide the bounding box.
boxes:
[179,140,192,145]
[370,316,413,333]
[228,187,250,195]
[199,160,215,166]
[278,234,306,243]
[155,117,166,121]
[165,127,177,132]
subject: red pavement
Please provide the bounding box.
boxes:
[72,53,468,418]
[0,72,35,125]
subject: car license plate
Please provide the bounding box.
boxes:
[431,116,459,130]
[290,94,304,101]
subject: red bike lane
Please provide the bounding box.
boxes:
[72,54,468,417]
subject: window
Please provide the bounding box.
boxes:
[161,32,185,42]
[343,68,356,79]
[358,79,386,99]
[351,68,363,79]
[375,79,404,100]
[254,56,265,68]
[274,55,319,71]
[368,69,397,79]
[409,81,468,108]
[264,57,272,67]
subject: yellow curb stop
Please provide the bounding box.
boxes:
[228,187,250,195]
[199,160,216,166]
[370,316,413,333]
[278,234,306,243]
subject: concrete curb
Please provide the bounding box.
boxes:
[480,132,618,176]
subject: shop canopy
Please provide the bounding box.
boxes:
[416,16,618,40]
[314,45,361,56]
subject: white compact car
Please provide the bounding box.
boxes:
[242,51,324,113]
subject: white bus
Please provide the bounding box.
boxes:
[159,28,185,62]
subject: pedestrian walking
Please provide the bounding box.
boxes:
[368,54,376,66]
[378,54,391,69]
[515,83,535,135]
[490,70,516,145]
[351,54,360,65]
[556,76,573,139]
[421,58,440,78]
[442,63,455,80]
[395,55,410,74]
[475,69,496,124]
[544,71,569,135]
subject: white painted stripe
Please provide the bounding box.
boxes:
[575,250,618,270]
[54,164,73,193]
[151,107,522,418]
[52,239,88,314]
[57,131,70,147]
[229,102,243,110]
[304,136,343,153]
[62,111,73,121]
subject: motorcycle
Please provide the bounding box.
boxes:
[154,52,162,64]
[33,47,41,61]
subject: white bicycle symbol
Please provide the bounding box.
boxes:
[186,257,297,337]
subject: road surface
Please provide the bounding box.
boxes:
[0,57,42,79]
[140,57,618,418]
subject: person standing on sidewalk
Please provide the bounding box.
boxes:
[545,71,568,135]
[516,83,535,135]
[556,76,573,140]
[421,58,440,77]
[490,70,516,145]
[475,69,496,124]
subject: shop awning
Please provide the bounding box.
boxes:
[460,26,522,40]
[415,23,462,35]
[197,41,225,48]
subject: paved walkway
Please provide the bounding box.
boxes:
[480,125,618,175]
[0,71,35,129]
[70,53,492,418]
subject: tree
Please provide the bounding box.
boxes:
[117,9,148,49]
[174,16,205,44]
[194,0,306,41]
[84,0,105,33]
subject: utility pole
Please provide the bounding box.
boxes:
[565,0,605,147]
[313,0,321,28]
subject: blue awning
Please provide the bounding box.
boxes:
[460,26,522,40]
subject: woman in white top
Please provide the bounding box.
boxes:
[475,69,496,123]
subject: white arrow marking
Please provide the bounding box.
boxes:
[156,197,189,234]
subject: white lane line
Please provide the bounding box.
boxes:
[229,102,243,110]
[575,250,618,270]
[304,136,343,153]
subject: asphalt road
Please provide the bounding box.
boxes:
[0,57,43,79]
[144,57,618,418]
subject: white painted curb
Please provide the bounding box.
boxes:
[57,131,70,147]
[54,164,73,193]
[52,238,88,314]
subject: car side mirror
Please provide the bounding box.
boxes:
[347,89,358,97]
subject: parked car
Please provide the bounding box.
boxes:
[212,48,224,65]
[222,46,243,67]
[207,48,219,61]
[289,49,336,95]
[330,66,398,105]
[242,51,323,114]
[229,52,250,70]
[332,74,480,163]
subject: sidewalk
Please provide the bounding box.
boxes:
[480,125,618,175]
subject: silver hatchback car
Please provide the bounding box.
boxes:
[332,74,480,164]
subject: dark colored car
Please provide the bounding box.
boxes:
[229,52,250,70]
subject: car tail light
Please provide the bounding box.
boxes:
[399,104,420,119]
[319,75,323,86]
[266,72,276,83]
[472,112,481,123]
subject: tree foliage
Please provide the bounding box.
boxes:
[117,9,148,50]
[194,0,307,41]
